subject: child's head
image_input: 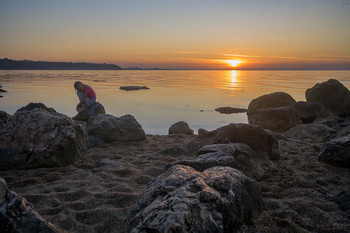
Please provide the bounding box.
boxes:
[74,81,84,91]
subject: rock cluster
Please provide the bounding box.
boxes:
[168,143,277,181]
[0,106,88,170]
[246,79,350,168]
[167,123,279,181]
[131,165,263,233]
[0,178,59,233]
[247,79,350,131]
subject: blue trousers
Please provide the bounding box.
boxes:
[77,91,97,116]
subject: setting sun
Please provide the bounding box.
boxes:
[225,60,242,68]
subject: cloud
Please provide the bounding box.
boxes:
[221,54,263,58]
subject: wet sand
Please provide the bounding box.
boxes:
[1,132,349,232]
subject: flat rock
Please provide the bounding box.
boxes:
[120,86,149,91]
[319,136,350,168]
[167,143,277,181]
[168,121,194,135]
[215,107,247,114]
[284,123,338,143]
[0,178,60,232]
[313,116,341,129]
[131,165,263,233]
[306,79,350,117]
[0,108,88,170]
[87,114,146,142]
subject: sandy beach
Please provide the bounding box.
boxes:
[1,129,349,232]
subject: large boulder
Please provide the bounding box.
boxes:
[0,108,88,170]
[318,136,350,168]
[306,79,350,117]
[0,178,60,233]
[248,106,301,131]
[247,92,296,115]
[293,101,329,123]
[86,114,146,143]
[208,123,280,160]
[168,121,194,135]
[131,165,263,233]
[72,102,106,122]
[247,92,298,131]
[167,143,277,181]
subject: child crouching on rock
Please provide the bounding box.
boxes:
[74,81,98,116]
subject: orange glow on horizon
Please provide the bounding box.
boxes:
[226,60,242,67]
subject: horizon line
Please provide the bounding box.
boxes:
[1,58,349,71]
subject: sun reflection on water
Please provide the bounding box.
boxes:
[231,70,237,84]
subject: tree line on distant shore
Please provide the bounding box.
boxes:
[0,58,122,70]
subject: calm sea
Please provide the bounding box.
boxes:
[1,70,349,134]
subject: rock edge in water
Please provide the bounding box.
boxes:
[215,106,247,114]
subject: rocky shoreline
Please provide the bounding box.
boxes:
[0,79,350,232]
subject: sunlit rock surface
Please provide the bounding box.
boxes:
[131,165,263,233]
[87,114,146,142]
[0,108,88,170]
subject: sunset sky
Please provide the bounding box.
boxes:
[1,0,350,69]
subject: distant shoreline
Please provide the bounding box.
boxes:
[0,58,122,70]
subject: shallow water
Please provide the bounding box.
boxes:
[1,70,349,134]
